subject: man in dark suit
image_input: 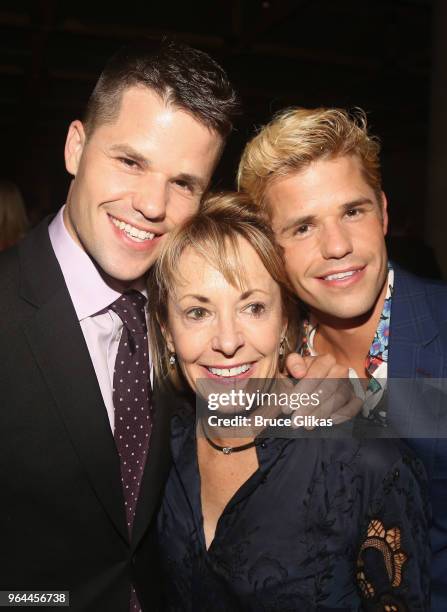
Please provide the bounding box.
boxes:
[238,107,447,610]
[0,40,238,611]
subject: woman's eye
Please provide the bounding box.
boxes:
[186,307,208,320]
[244,303,266,317]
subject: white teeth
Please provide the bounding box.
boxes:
[208,364,251,377]
[111,216,155,241]
[324,270,356,281]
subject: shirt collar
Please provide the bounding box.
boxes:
[48,205,147,321]
[366,266,393,372]
[301,264,394,371]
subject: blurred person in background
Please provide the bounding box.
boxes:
[0,179,29,251]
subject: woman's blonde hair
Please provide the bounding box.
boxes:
[148,191,299,386]
[0,180,29,249]
[237,107,382,213]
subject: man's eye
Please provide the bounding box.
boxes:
[174,179,193,193]
[244,302,266,317]
[119,157,139,169]
[294,224,310,236]
[346,208,362,218]
[186,307,208,320]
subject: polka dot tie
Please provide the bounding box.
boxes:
[110,290,152,530]
[110,291,152,612]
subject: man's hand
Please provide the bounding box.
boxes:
[285,353,362,427]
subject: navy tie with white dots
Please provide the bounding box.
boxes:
[110,291,152,611]
[110,290,152,531]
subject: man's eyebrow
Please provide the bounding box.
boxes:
[109,144,148,165]
[279,198,375,234]
[341,197,375,211]
[174,172,207,192]
[280,214,316,235]
[109,145,206,191]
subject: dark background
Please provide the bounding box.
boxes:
[0,0,436,271]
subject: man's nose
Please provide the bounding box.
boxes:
[132,176,167,222]
[320,222,353,259]
[211,315,244,357]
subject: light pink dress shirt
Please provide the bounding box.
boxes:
[49,206,150,432]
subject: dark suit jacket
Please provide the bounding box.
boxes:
[0,218,173,611]
[389,264,447,612]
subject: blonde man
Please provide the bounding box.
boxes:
[238,106,447,610]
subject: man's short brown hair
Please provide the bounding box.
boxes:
[83,39,240,139]
[238,107,382,212]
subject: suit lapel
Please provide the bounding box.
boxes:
[19,219,128,542]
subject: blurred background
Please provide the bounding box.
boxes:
[1,0,446,277]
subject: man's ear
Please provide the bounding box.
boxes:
[65,120,86,176]
[380,191,389,236]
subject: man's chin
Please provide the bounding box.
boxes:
[96,263,151,291]
[312,299,378,326]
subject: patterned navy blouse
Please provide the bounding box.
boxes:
[157,411,430,611]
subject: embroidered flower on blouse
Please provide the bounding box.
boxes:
[357,519,408,601]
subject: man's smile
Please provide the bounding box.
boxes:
[315,266,366,287]
[109,214,158,242]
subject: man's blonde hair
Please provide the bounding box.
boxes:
[237,107,382,212]
[147,191,299,386]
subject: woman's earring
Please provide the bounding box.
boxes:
[279,337,285,356]
[169,353,176,367]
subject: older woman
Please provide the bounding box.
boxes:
[149,192,430,611]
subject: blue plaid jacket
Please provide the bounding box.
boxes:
[389,264,447,611]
